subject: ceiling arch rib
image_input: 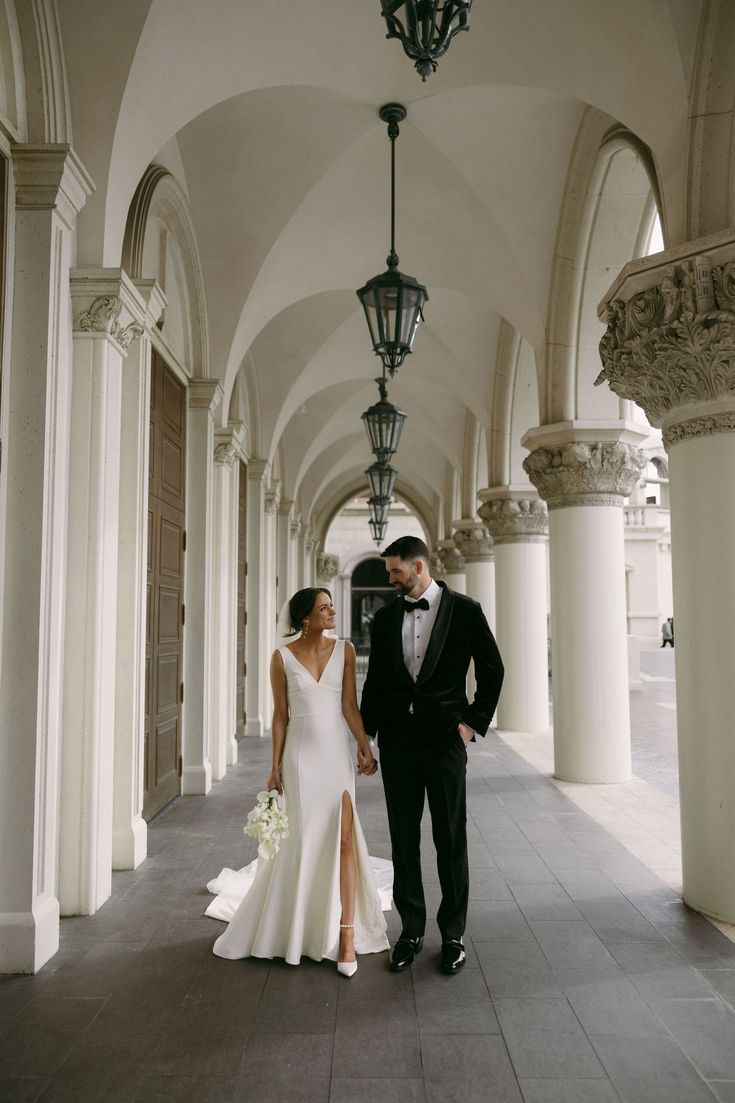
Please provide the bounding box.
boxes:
[313,474,435,552]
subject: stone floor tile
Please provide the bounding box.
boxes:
[698,970,735,1010]
[0,997,105,1078]
[648,997,735,1080]
[336,949,409,999]
[413,965,499,1034]
[493,997,605,1080]
[468,900,535,943]
[233,1033,333,1102]
[493,855,559,885]
[529,920,618,972]
[475,942,563,998]
[518,1078,620,1102]
[422,1034,523,1103]
[133,1076,237,1103]
[709,1083,735,1103]
[577,899,663,943]
[147,994,252,1077]
[333,998,421,1079]
[508,883,582,922]
[591,1034,717,1103]
[607,940,719,1000]
[0,1080,48,1102]
[329,1079,427,1103]
[554,966,669,1037]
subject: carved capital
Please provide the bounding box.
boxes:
[479,498,549,543]
[430,552,445,580]
[452,523,494,561]
[598,244,735,446]
[436,541,465,573]
[264,485,280,515]
[76,295,143,350]
[213,439,237,467]
[12,144,94,229]
[71,269,149,354]
[523,441,645,509]
[316,553,340,582]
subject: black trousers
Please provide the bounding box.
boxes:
[379,727,468,941]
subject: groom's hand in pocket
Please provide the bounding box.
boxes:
[458,721,474,747]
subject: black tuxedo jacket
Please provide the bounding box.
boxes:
[360,582,504,754]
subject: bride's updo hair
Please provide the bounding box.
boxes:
[287,587,332,636]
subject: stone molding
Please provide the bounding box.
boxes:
[71,270,149,354]
[189,378,224,413]
[452,523,494,562]
[213,438,237,467]
[523,441,645,510]
[12,144,94,229]
[597,249,735,445]
[316,553,340,582]
[479,498,548,543]
[264,485,280,515]
[132,279,168,333]
[247,458,268,481]
[76,295,143,351]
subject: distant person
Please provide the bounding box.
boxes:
[661,617,674,648]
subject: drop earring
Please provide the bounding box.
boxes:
[302,621,309,640]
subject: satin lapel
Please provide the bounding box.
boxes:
[416,582,454,685]
[390,599,414,685]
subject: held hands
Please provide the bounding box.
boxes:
[266,766,283,795]
[357,743,378,777]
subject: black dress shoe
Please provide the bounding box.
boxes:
[441,939,466,974]
[388,935,424,972]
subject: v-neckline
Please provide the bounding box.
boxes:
[285,639,338,685]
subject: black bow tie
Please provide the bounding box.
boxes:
[402,597,430,613]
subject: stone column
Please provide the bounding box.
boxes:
[245,461,268,736]
[452,521,496,631]
[58,272,147,916]
[436,540,466,593]
[523,428,646,782]
[0,146,92,970]
[479,494,550,733]
[262,485,280,723]
[304,534,317,589]
[209,428,241,781]
[276,498,294,619]
[295,520,307,591]
[598,236,735,920]
[112,280,166,872]
[183,380,222,794]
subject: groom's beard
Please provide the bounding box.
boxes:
[393,571,419,597]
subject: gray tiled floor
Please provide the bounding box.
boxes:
[3,655,735,1102]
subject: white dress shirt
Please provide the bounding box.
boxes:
[402,579,443,681]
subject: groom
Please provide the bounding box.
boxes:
[361,535,504,974]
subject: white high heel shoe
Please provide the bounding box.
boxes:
[338,922,358,977]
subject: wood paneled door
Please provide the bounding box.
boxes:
[236,460,247,739]
[144,352,186,820]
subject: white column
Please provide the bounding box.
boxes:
[245,460,268,736]
[597,236,735,920]
[276,498,294,617]
[209,428,242,781]
[183,380,222,793]
[262,485,280,724]
[523,428,646,782]
[304,534,317,589]
[295,520,307,590]
[290,518,302,592]
[58,272,147,916]
[226,433,245,766]
[0,146,92,971]
[112,280,166,871]
[479,496,550,733]
[436,539,466,594]
[453,521,496,632]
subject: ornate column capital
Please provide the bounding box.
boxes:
[598,230,735,448]
[430,552,445,579]
[189,378,224,414]
[436,540,465,573]
[264,483,281,515]
[213,427,238,467]
[316,553,340,583]
[523,440,645,509]
[70,269,147,355]
[278,497,294,519]
[451,520,494,561]
[479,497,548,543]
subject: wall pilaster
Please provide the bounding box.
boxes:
[0,145,93,968]
[245,460,269,736]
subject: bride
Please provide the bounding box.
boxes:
[206,587,390,974]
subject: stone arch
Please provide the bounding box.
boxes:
[489,321,541,487]
[0,0,27,141]
[122,164,209,378]
[13,0,71,144]
[545,109,663,425]
[314,478,433,552]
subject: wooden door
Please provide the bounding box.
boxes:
[144,352,186,819]
[236,461,247,739]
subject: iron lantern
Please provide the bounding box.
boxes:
[361,372,407,464]
[380,0,473,81]
[367,495,391,525]
[356,104,428,377]
[366,460,397,500]
[369,517,388,545]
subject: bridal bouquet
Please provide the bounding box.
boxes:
[244,790,289,860]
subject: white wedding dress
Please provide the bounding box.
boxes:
[206,638,391,965]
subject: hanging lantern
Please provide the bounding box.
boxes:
[356,104,428,377]
[369,517,388,545]
[367,495,391,525]
[380,0,473,81]
[361,372,407,464]
[366,460,397,500]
